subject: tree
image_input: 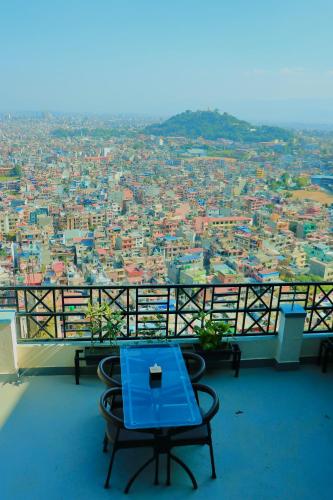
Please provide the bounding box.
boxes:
[11,165,22,177]
[5,232,16,242]
[295,176,309,188]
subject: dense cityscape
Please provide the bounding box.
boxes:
[2,1,333,498]
[1,110,333,288]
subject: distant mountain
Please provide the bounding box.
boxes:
[144,110,293,143]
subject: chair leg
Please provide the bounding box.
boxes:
[208,439,217,479]
[104,447,116,489]
[103,433,108,453]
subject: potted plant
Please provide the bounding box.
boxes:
[193,311,234,362]
[84,302,125,355]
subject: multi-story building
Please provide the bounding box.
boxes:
[309,258,333,280]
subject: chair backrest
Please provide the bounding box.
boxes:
[192,383,219,424]
[97,355,122,387]
[99,387,125,429]
[182,351,206,383]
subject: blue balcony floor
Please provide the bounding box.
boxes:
[1,365,333,500]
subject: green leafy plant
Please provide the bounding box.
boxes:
[194,311,232,351]
[85,302,125,344]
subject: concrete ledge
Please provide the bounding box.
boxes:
[303,333,333,339]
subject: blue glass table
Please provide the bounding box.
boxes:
[120,344,202,429]
[120,344,203,491]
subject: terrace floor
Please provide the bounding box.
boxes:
[1,365,333,500]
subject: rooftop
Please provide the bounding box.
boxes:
[1,365,333,500]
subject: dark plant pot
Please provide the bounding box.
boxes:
[194,343,233,362]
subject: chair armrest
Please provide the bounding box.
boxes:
[99,387,124,427]
[192,383,220,424]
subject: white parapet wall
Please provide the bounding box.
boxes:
[17,343,81,370]
[15,333,324,372]
[16,336,277,369]
[0,305,326,374]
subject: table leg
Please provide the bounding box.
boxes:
[124,455,155,494]
[169,453,198,490]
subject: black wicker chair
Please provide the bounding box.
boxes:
[99,386,207,492]
[167,383,219,481]
[182,351,206,383]
[99,387,156,491]
[97,356,122,387]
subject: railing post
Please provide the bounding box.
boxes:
[275,304,306,370]
[0,310,18,376]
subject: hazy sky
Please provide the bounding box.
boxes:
[2,0,333,123]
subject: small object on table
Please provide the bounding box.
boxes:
[149,363,162,388]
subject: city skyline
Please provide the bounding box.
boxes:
[0,112,333,290]
[2,0,333,123]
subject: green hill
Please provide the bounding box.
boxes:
[145,110,293,143]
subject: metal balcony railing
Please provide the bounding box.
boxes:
[0,282,332,342]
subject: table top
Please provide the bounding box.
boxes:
[120,344,202,430]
